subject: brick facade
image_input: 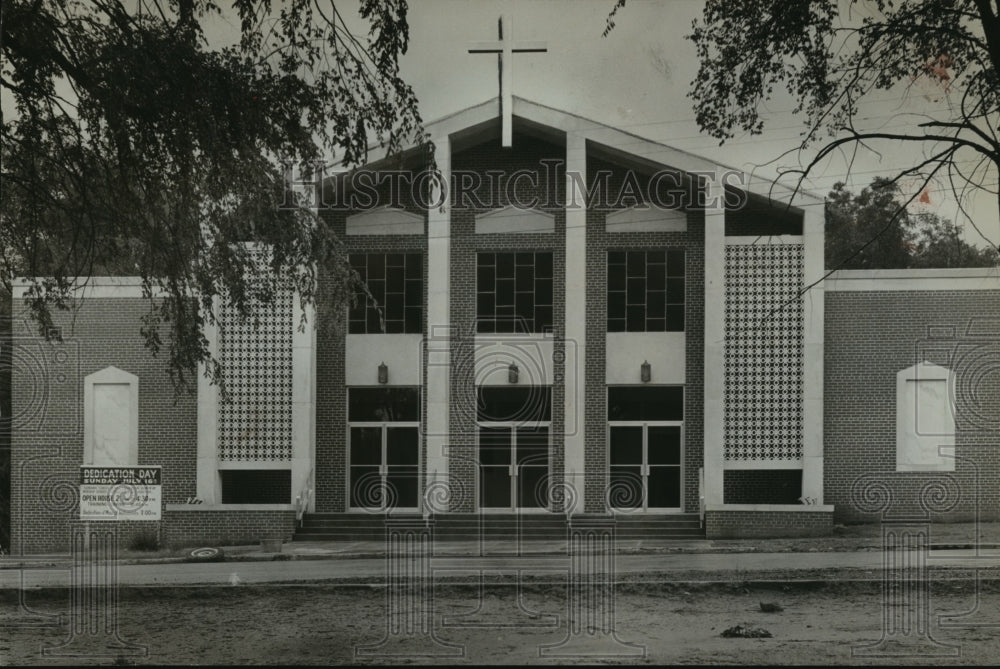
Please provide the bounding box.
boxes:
[705,508,833,538]
[583,158,705,513]
[448,134,567,512]
[161,508,296,547]
[824,289,1000,523]
[10,298,198,554]
[315,175,429,513]
[13,110,1000,554]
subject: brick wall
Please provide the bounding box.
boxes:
[824,289,1000,523]
[583,157,705,513]
[448,134,566,512]
[161,508,296,547]
[22,510,296,553]
[10,299,198,554]
[705,509,832,538]
[315,173,429,512]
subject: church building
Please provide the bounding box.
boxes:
[9,95,1000,553]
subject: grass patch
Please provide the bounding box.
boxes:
[127,528,161,552]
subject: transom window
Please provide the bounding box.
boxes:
[477,252,553,334]
[349,253,423,334]
[477,386,552,423]
[607,250,684,332]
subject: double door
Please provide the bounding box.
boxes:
[609,423,682,510]
[478,425,549,510]
[349,424,420,510]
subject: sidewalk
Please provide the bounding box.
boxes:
[3,537,999,588]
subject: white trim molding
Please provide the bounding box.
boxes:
[801,203,825,504]
[702,170,727,506]
[197,297,221,503]
[424,136,452,506]
[724,235,803,245]
[12,277,167,299]
[826,268,1000,292]
[563,131,587,516]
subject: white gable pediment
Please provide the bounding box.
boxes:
[346,207,424,236]
[606,205,687,233]
[475,206,555,235]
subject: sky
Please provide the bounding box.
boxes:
[381,0,998,248]
[5,0,997,248]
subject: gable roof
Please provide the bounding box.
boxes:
[325,96,823,209]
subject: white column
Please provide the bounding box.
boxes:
[563,133,587,515]
[291,296,316,511]
[196,297,220,503]
[801,204,825,503]
[702,171,726,506]
[425,137,451,506]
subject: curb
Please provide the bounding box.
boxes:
[1,542,996,570]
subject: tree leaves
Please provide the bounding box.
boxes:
[825,177,999,269]
[1,0,425,393]
[677,0,1000,220]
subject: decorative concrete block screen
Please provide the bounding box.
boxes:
[217,277,295,462]
[723,242,804,462]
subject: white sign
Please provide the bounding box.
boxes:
[79,466,162,521]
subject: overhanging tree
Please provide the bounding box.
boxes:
[607,0,1000,256]
[1,0,425,391]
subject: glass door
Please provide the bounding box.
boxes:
[349,425,420,510]
[647,425,682,509]
[478,425,550,511]
[517,426,549,509]
[608,423,682,511]
[348,387,421,511]
[479,426,512,509]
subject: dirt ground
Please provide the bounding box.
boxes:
[4,581,1000,665]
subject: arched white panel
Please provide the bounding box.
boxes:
[84,366,139,466]
[896,361,955,472]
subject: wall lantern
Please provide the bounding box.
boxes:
[640,360,651,383]
[378,361,389,385]
[508,362,519,384]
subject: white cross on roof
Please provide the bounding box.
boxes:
[468,15,547,147]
